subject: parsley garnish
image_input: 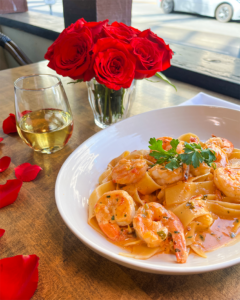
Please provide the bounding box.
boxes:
[157,230,167,240]
[186,201,195,209]
[111,215,115,220]
[148,138,216,171]
[211,162,217,170]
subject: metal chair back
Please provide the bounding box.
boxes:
[0,32,32,66]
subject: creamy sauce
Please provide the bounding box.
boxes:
[196,217,240,251]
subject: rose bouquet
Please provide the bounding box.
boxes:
[45,19,175,128]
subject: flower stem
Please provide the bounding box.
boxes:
[103,86,108,122]
[108,89,112,124]
[121,88,125,115]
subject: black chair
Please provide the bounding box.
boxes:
[0,32,32,66]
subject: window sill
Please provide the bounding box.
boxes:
[0,11,63,41]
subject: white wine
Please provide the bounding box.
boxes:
[17,109,73,154]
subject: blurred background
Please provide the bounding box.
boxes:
[25,0,240,58]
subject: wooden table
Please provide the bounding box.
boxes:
[0,61,239,300]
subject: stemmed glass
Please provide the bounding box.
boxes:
[14,74,73,154]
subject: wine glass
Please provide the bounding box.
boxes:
[14,74,73,154]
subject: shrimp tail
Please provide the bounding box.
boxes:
[173,238,188,264]
[99,222,126,242]
[168,211,188,264]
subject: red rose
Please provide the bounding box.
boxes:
[44,27,93,80]
[102,22,140,43]
[91,38,136,90]
[45,18,108,62]
[45,18,86,64]
[85,20,109,42]
[138,29,173,72]
[131,37,165,79]
[45,31,68,66]
[44,18,109,81]
[66,18,108,42]
[65,18,86,34]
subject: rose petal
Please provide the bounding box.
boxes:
[0,179,22,209]
[0,137,3,142]
[0,156,11,172]
[15,163,42,182]
[2,114,17,134]
[0,255,39,300]
[0,229,5,237]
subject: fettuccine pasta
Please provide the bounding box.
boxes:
[88,133,240,263]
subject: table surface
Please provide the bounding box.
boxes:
[1,61,240,300]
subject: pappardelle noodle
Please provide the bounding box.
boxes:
[88,133,240,264]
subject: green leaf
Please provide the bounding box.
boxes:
[211,162,217,170]
[168,139,179,154]
[145,78,160,83]
[67,79,83,84]
[201,148,216,165]
[148,136,217,171]
[179,153,193,165]
[148,138,170,156]
[192,151,203,168]
[193,143,202,150]
[149,152,169,160]
[165,159,180,170]
[155,72,177,91]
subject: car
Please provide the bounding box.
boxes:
[158,0,240,22]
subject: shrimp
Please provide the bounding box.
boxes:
[190,144,227,173]
[206,135,234,157]
[126,150,156,165]
[112,158,148,185]
[133,202,188,263]
[214,167,240,198]
[157,136,173,151]
[148,137,184,165]
[208,144,228,168]
[95,190,136,241]
[190,162,211,177]
[148,163,183,186]
[189,136,200,143]
[156,137,184,154]
[147,137,173,165]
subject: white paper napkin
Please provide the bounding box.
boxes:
[180,92,240,111]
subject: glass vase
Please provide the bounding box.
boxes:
[86,79,136,129]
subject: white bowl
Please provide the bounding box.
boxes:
[55,105,240,274]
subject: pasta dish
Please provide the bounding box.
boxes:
[88,133,240,264]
